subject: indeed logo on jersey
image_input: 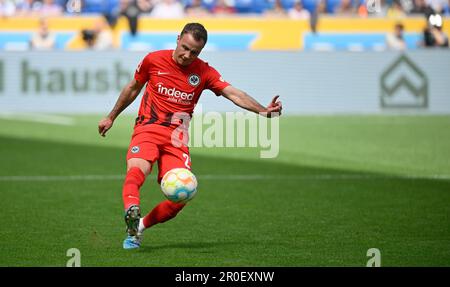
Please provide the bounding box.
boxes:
[157,83,194,104]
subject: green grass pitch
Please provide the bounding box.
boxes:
[0,114,449,266]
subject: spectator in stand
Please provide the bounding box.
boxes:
[422,13,449,47]
[335,0,357,16]
[410,0,434,16]
[425,0,447,13]
[30,17,56,50]
[288,0,310,19]
[185,0,211,17]
[0,0,16,17]
[150,0,184,18]
[357,1,368,18]
[386,22,406,50]
[34,0,64,17]
[91,16,114,50]
[387,0,406,18]
[16,0,38,16]
[264,0,287,18]
[120,0,141,36]
[211,0,236,15]
[310,0,328,34]
[137,0,153,14]
[315,0,328,14]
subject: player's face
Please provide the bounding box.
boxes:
[173,33,205,66]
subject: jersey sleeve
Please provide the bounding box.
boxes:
[204,64,230,96]
[134,53,152,84]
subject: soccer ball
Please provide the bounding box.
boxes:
[160,168,198,203]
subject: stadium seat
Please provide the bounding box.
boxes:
[301,0,318,14]
[182,0,217,11]
[81,0,104,13]
[280,0,298,9]
[327,0,341,13]
[201,0,217,10]
[234,0,254,13]
[79,0,119,14]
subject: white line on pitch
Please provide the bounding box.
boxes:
[0,112,75,126]
[0,174,449,182]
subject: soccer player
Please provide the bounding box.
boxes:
[98,23,282,249]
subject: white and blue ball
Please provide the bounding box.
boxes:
[161,168,198,203]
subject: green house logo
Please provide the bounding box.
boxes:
[380,54,428,109]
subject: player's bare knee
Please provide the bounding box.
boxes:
[127,158,152,176]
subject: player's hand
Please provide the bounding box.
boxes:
[264,95,282,118]
[98,117,113,137]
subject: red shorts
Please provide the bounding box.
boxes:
[126,125,191,183]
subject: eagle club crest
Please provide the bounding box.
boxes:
[188,74,200,87]
[131,146,140,154]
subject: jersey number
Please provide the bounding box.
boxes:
[182,153,191,169]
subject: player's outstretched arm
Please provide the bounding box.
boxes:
[221,85,282,117]
[98,79,145,137]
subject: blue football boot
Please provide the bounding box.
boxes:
[123,235,141,249]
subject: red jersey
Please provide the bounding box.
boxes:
[133,50,230,131]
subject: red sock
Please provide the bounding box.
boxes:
[122,167,146,210]
[143,200,186,228]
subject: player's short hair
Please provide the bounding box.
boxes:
[180,23,208,45]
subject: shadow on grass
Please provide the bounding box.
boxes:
[2,135,449,181]
[138,240,251,252]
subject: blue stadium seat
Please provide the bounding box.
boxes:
[251,0,272,13]
[54,0,66,6]
[301,0,318,13]
[78,0,119,14]
[201,0,217,10]
[280,0,297,9]
[182,0,217,10]
[82,0,105,13]
[327,0,341,13]
[234,0,255,13]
